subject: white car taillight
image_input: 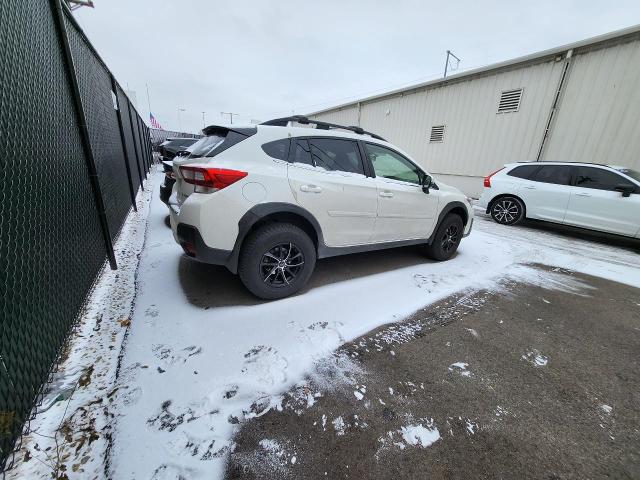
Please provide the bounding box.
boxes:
[483,167,505,188]
[179,166,247,194]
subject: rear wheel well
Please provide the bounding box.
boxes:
[488,194,527,217]
[243,212,319,253]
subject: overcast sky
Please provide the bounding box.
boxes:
[75,0,640,134]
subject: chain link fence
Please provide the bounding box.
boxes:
[0,0,153,470]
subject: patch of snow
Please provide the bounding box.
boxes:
[332,416,346,436]
[449,362,472,377]
[600,404,613,415]
[495,406,508,417]
[354,390,364,400]
[465,419,478,434]
[400,422,440,448]
[522,349,548,367]
[465,328,479,338]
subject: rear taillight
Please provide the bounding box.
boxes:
[483,167,505,188]
[179,166,247,193]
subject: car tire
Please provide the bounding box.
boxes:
[424,214,464,261]
[490,196,525,225]
[238,223,316,300]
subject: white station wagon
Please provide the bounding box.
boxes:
[478,162,640,237]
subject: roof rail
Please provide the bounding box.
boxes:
[260,115,387,142]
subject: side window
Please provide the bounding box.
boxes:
[308,138,364,175]
[530,165,572,185]
[507,165,540,179]
[365,143,422,185]
[291,139,313,166]
[261,139,290,161]
[574,166,629,191]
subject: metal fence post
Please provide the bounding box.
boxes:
[111,75,138,212]
[126,101,145,191]
[137,116,149,177]
[51,0,117,270]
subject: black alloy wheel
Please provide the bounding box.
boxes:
[440,224,461,253]
[238,223,316,300]
[491,197,524,225]
[259,243,305,287]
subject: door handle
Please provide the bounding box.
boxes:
[522,186,536,190]
[300,184,322,193]
[379,191,394,198]
[575,193,591,197]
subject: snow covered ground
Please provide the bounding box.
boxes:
[108,174,640,479]
[8,172,640,479]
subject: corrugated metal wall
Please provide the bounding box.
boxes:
[542,38,640,167]
[310,106,359,127]
[310,33,640,196]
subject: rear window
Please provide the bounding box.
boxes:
[507,164,539,179]
[262,139,290,161]
[187,134,226,158]
[309,138,364,175]
[291,139,313,166]
[531,165,572,185]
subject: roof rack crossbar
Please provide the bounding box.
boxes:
[260,115,386,141]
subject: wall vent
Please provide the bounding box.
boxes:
[497,88,523,113]
[429,125,445,143]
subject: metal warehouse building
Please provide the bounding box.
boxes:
[308,25,640,197]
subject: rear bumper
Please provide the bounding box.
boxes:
[175,223,233,268]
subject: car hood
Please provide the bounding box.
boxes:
[434,180,462,195]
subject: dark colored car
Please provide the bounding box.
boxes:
[160,160,176,204]
[158,137,198,161]
[158,138,198,204]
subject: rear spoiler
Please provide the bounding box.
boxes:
[202,125,257,137]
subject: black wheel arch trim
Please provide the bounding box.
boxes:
[229,203,326,273]
[425,201,470,244]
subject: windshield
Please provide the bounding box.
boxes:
[186,134,225,159]
[615,168,640,183]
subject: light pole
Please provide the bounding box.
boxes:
[220,111,237,124]
[177,107,186,131]
[202,111,206,129]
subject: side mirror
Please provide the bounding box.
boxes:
[422,175,433,194]
[614,184,635,197]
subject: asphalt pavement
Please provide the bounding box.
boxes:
[226,267,640,480]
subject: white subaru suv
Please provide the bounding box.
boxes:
[168,116,473,299]
[478,162,640,237]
